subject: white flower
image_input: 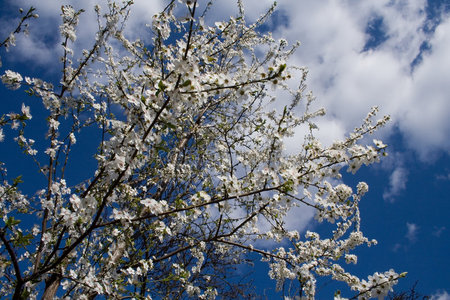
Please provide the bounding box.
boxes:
[112,155,126,171]
[215,22,225,30]
[345,254,357,264]
[141,198,168,214]
[49,118,60,130]
[69,194,81,210]
[190,191,211,205]
[69,133,76,144]
[32,225,40,236]
[44,147,57,158]
[61,208,77,226]
[112,208,133,221]
[1,70,23,90]
[357,182,369,195]
[42,232,52,244]
[186,284,200,296]
[61,5,76,19]
[60,6,78,41]
[8,33,16,47]
[21,103,32,119]
[373,139,386,149]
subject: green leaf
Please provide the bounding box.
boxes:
[6,216,21,228]
[165,122,176,130]
[181,79,191,87]
[175,198,184,209]
[13,175,23,187]
[13,231,33,247]
[158,80,167,91]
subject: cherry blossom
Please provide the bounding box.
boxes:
[0,1,402,299]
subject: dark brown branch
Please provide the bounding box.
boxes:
[0,229,23,288]
[0,7,37,48]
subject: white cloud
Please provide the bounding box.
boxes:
[383,167,408,202]
[405,222,419,242]
[209,0,275,23]
[392,221,421,251]
[392,242,402,252]
[432,226,446,237]
[436,172,450,181]
[3,0,164,68]
[400,17,450,159]
[283,205,316,232]
[431,290,450,300]
[253,204,316,249]
[268,0,449,158]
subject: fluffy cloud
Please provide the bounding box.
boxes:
[432,226,446,237]
[400,17,450,158]
[405,222,419,242]
[383,166,408,202]
[268,0,449,159]
[1,0,164,68]
[431,290,450,300]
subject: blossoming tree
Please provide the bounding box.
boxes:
[0,1,404,299]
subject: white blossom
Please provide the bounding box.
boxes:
[1,70,23,90]
[0,1,399,299]
[21,103,32,119]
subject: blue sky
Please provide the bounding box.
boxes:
[0,0,449,299]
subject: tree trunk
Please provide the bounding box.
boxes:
[42,273,61,300]
[12,282,24,300]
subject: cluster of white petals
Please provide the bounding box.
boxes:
[1,70,23,90]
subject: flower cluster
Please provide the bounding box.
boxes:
[1,70,22,90]
[0,1,401,299]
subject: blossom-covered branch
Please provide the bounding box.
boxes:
[0,1,402,299]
